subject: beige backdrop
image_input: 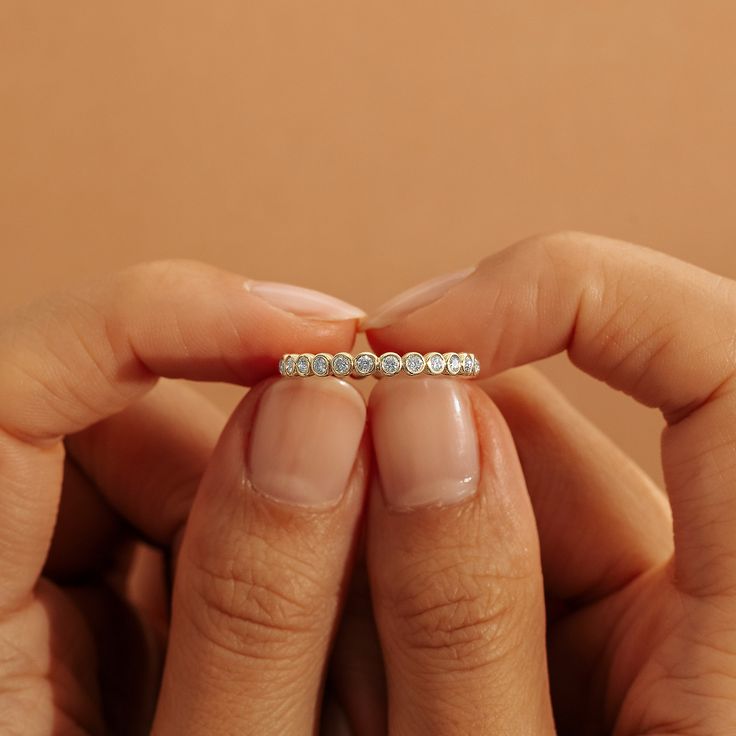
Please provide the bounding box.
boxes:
[3,2,736,485]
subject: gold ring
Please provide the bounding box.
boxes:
[278,352,480,378]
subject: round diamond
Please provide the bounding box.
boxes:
[283,355,296,375]
[312,354,329,376]
[446,353,461,375]
[380,353,401,375]
[354,352,377,376]
[426,352,445,374]
[332,353,352,376]
[462,353,474,374]
[404,352,425,375]
[473,358,480,376]
[296,354,311,376]
[278,356,287,375]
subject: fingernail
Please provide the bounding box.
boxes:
[361,267,475,330]
[370,377,479,508]
[248,378,366,507]
[244,280,365,321]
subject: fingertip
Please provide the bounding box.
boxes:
[114,259,361,385]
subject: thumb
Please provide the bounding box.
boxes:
[366,377,555,734]
[152,377,368,735]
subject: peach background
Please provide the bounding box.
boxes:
[2,3,736,485]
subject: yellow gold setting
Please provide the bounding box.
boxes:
[278,352,479,378]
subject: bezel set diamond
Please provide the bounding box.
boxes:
[278,351,480,378]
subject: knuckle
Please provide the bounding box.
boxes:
[115,258,218,299]
[117,258,197,284]
[478,229,600,322]
[182,532,329,663]
[511,229,593,264]
[387,551,539,673]
[475,229,592,278]
[112,260,181,314]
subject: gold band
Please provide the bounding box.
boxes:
[278,351,480,378]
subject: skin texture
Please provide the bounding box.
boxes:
[0,232,734,733]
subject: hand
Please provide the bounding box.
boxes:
[358,231,736,734]
[0,260,370,734]
[4,234,735,735]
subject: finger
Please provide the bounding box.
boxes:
[153,377,368,735]
[367,377,555,735]
[61,379,226,553]
[483,368,675,729]
[365,231,736,595]
[484,366,673,603]
[0,260,360,611]
[47,380,222,644]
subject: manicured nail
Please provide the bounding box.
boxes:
[248,378,366,507]
[370,377,479,508]
[361,267,475,330]
[244,280,365,321]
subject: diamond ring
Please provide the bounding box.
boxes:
[278,351,480,378]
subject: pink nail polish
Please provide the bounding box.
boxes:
[361,267,475,330]
[245,280,365,321]
[369,377,480,508]
[248,378,366,507]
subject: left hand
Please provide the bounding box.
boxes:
[0,259,369,735]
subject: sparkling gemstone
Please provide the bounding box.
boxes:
[278,357,286,375]
[446,353,461,375]
[427,353,445,374]
[354,353,376,375]
[404,352,425,375]
[296,355,311,375]
[312,354,329,376]
[473,358,480,375]
[332,353,352,376]
[380,353,401,375]
[283,355,296,375]
[462,354,474,374]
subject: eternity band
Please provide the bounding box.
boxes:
[279,351,480,378]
